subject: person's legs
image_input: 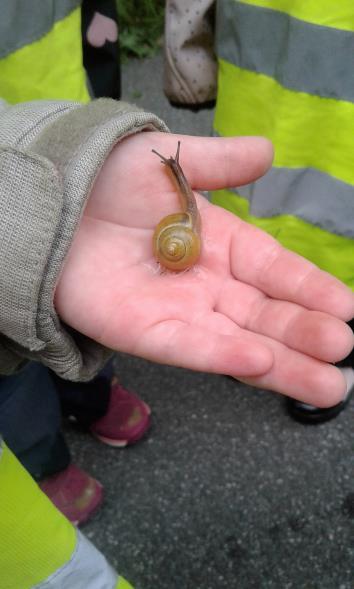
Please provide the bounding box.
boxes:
[0,362,103,524]
[0,361,70,479]
[0,360,151,524]
[53,358,113,428]
[53,358,152,447]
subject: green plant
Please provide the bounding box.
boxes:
[116,0,165,60]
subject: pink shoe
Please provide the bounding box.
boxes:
[39,464,103,526]
[90,380,151,447]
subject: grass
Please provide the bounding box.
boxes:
[116,0,165,60]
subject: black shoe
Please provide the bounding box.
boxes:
[286,385,353,425]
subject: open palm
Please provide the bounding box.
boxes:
[55,132,354,406]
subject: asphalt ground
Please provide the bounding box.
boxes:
[65,52,354,589]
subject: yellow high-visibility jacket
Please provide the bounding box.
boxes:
[0,0,90,103]
[213,0,354,289]
[0,441,132,589]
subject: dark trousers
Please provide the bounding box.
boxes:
[0,360,113,480]
[81,0,121,100]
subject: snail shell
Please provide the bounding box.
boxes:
[153,213,201,271]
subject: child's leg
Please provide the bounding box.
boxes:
[0,361,70,479]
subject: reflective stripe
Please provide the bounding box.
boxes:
[0,0,80,58]
[214,59,354,186]
[231,166,354,237]
[0,8,90,104]
[237,0,354,32]
[217,2,354,102]
[35,531,118,589]
[212,189,354,289]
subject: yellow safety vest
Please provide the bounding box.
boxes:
[0,441,132,588]
[0,2,90,103]
[213,0,354,289]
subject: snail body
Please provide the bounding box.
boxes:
[152,142,201,271]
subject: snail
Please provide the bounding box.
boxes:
[151,141,201,271]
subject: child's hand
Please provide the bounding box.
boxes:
[55,132,354,406]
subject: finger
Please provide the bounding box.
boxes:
[135,316,346,407]
[122,319,274,377]
[236,343,347,408]
[147,133,274,189]
[217,278,354,362]
[194,308,348,405]
[230,220,354,321]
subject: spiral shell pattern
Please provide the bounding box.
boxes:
[153,216,201,271]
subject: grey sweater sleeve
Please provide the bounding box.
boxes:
[0,98,169,380]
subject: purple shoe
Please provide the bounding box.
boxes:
[90,380,151,447]
[39,464,103,526]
